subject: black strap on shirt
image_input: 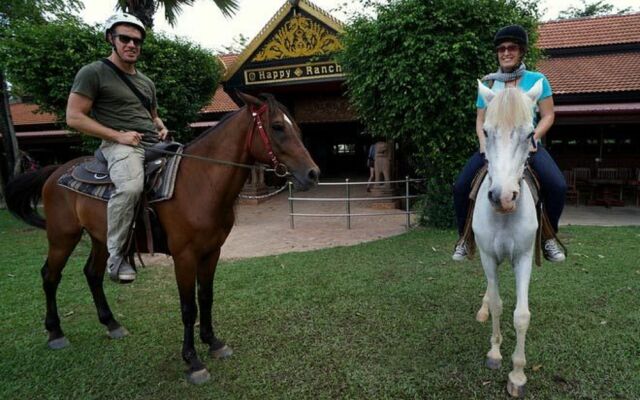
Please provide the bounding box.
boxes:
[100,58,152,113]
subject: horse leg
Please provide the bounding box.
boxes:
[83,239,128,339]
[197,249,233,359]
[507,256,533,398]
[476,288,490,322]
[480,253,503,370]
[42,234,81,349]
[174,251,209,384]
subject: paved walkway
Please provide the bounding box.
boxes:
[216,183,640,260]
[560,204,640,226]
[220,183,410,260]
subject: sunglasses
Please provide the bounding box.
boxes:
[496,44,520,54]
[114,34,144,47]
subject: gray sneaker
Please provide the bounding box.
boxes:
[452,242,468,261]
[107,255,137,283]
[543,239,566,262]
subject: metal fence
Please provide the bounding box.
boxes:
[288,176,424,230]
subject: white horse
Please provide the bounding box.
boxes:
[473,79,543,398]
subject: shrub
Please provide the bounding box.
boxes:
[338,0,541,228]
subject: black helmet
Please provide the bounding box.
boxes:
[493,24,528,48]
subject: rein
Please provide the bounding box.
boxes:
[145,104,290,178]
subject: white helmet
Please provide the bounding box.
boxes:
[104,12,146,42]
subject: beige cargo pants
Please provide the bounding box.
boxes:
[101,141,145,258]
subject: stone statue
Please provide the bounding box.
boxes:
[374,140,392,188]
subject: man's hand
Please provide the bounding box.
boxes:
[157,126,169,141]
[153,116,169,141]
[117,131,143,146]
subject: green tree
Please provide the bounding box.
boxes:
[116,0,239,28]
[558,0,633,19]
[218,33,249,54]
[338,0,540,228]
[0,0,83,195]
[1,20,221,143]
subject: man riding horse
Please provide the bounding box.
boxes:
[66,13,169,283]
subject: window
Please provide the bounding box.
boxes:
[332,144,356,155]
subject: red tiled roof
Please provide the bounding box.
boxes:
[538,12,640,49]
[10,103,58,125]
[537,52,640,94]
[200,86,239,113]
[219,54,238,69]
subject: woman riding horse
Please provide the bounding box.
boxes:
[452,24,567,263]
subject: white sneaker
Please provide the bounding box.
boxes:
[452,242,468,261]
[543,239,566,262]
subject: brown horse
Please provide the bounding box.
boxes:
[5,92,319,384]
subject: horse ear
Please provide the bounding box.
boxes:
[477,80,495,105]
[525,79,544,103]
[236,91,263,107]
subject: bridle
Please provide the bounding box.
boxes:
[246,104,290,178]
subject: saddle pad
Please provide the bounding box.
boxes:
[57,147,183,203]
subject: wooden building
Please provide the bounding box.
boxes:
[537,13,640,173]
[221,0,365,177]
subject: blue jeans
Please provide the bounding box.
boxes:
[453,146,567,236]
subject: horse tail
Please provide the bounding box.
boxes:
[5,165,59,230]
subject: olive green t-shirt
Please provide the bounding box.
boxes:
[70,60,159,144]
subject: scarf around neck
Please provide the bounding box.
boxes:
[482,62,526,83]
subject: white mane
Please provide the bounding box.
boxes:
[484,88,533,134]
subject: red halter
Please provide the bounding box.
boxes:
[245,104,289,177]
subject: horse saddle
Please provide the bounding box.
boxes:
[71,142,183,185]
[58,141,184,206]
[458,164,564,266]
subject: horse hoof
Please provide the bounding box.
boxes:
[107,327,129,339]
[187,368,211,385]
[486,357,501,370]
[210,344,233,359]
[48,337,70,350]
[507,379,526,398]
[476,310,489,323]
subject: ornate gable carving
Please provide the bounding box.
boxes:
[252,14,342,62]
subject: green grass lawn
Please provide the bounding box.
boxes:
[0,209,639,399]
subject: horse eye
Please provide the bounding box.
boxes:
[272,124,284,132]
[483,129,488,138]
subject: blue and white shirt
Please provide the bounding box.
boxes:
[476,70,553,125]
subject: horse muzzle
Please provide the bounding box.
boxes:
[292,167,320,191]
[488,188,518,214]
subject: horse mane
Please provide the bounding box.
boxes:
[185,108,240,148]
[484,88,533,133]
[185,93,293,149]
